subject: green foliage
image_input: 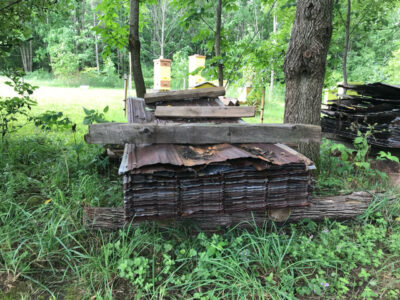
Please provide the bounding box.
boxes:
[317,127,391,195]
[0,0,55,59]
[82,106,109,125]
[93,0,129,57]
[171,49,190,89]
[47,27,80,78]
[0,71,37,142]
[385,47,400,83]
[326,0,400,87]
[31,111,72,130]
[377,151,400,163]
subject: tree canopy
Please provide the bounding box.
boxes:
[1,0,399,91]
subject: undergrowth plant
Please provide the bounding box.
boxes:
[0,70,37,143]
[317,126,396,194]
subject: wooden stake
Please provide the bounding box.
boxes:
[260,87,265,123]
[124,74,128,116]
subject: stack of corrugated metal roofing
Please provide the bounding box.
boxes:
[119,94,314,224]
[322,83,400,148]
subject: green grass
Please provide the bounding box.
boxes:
[1,80,400,299]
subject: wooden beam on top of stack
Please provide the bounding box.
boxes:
[144,87,225,104]
[154,106,255,118]
[84,123,322,145]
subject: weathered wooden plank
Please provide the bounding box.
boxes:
[84,123,321,145]
[144,87,225,104]
[83,192,389,230]
[154,106,255,118]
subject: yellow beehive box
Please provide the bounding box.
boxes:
[193,81,217,89]
[154,58,171,91]
[188,54,206,88]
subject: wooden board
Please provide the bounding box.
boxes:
[154,106,255,118]
[84,123,321,145]
[83,192,390,230]
[144,87,225,104]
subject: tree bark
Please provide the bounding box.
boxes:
[93,12,100,73]
[20,39,32,73]
[270,13,277,98]
[129,0,146,98]
[283,0,334,163]
[160,0,166,58]
[215,0,223,87]
[83,192,385,230]
[342,0,351,88]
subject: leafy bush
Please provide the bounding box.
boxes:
[31,111,72,130]
[317,129,391,194]
[0,71,37,142]
[82,106,109,125]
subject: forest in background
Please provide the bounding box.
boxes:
[3,0,400,94]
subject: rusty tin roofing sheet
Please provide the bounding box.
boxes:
[119,97,313,175]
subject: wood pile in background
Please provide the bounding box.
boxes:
[322,83,400,148]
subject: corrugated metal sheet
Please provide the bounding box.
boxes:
[121,96,314,222]
[120,98,313,175]
[339,83,400,100]
[323,83,400,148]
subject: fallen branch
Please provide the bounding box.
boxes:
[83,191,389,230]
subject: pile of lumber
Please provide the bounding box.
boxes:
[322,83,400,148]
[85,87,321,227]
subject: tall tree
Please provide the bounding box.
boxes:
[20,39,33,73]
[215,0,223,86]
[129,0,146,97]
[91,0,101,73]
[283,0,334,162]
[342,0,351,86]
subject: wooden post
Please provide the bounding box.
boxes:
[260,87,265,123]
[124,74,128,116]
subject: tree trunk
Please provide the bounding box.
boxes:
[342,0,351,88]
[160,0,166,58]
[215,0,223,87]
[283,0,334,163]
[20,40,32,73]
[128,53,133,92]
[93,12,100,73]
[270,13,277,98]
[83,192,385,230]
[129,0,146,98]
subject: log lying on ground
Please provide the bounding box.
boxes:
[154,106,255,118]
[145,87,226,104]
[84,123,321,145]
[83,191,387,230]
